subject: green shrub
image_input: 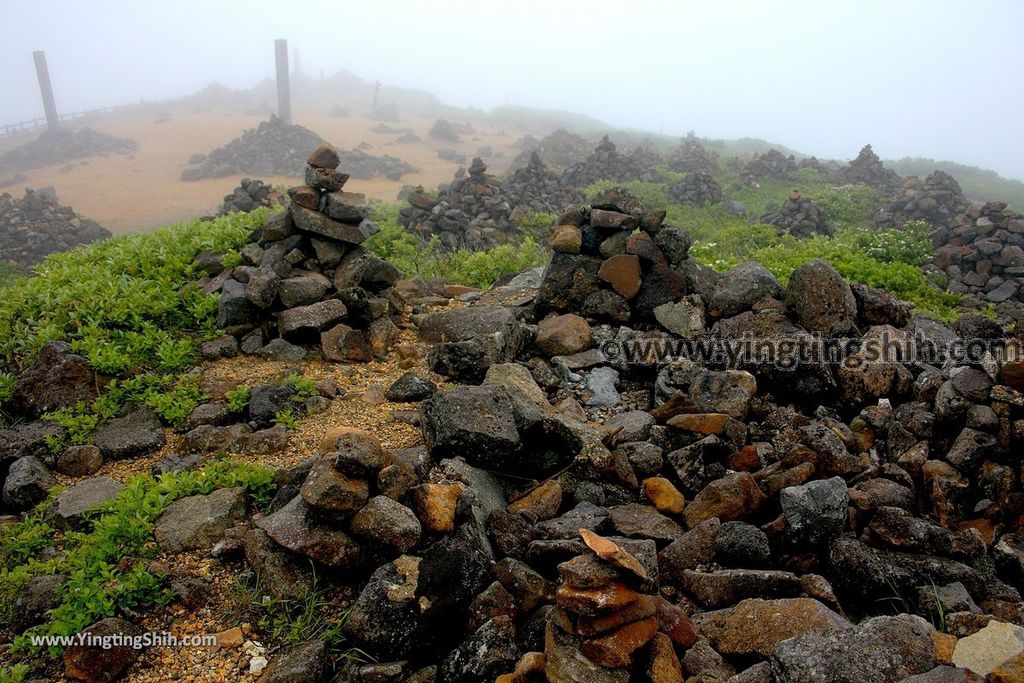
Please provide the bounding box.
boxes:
[226,385,252,413]
[813,184,882,226]
[1,460,275,660]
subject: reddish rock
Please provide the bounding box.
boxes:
[551,225,583,254]
[652,596,699,648]
[307,143,341,170]
[410,482,464,533]
[580,529,649,582]
[556,582,641,617]
[580,616,659,669]
[509,480,563,520]
[536,314,593,356]
[683,472,765,528]
[642,477,686,515]
[646,632,684,683]
[598,254,643,299]
[667,413,732,435]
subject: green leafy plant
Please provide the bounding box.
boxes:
[226,385,252,413]
[284,374,318,399]
[274,408,300,430]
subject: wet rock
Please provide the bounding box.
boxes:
[256,495,364,569]
[343,555,422,660]
[440,615,520,683]
[350,496,422,553]
[780,476,848,545]
[707,261,784,319]
[683,472,764,528]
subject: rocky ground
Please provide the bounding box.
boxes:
[3,149,1024,682]
[0,186,111,269]
[0,127,137,174]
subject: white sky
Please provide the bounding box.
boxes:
[1,0,1021,178]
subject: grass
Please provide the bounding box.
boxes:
[0,459,276,665]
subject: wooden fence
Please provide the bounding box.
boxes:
[0,106,122,141]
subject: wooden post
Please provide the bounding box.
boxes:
[372,80,381,117]
[33,50,59,131]
[274,39,291,125]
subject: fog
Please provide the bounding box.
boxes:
[1,0,1022,179]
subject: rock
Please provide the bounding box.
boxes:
[299,456,369,520]
[0,420,65,464]
[256,338,308,361]
[682,569,802,608]
[584,367,620,408]
[91,408,165,460]
[708,262,784,318]
[385,372,437,402]
[256,495,364,569]
[770,614,938,683]
[242,528,315,602]
[278,300,348,340]
[698,597,849,657]
[642,477,686,515]
[343,555,422,660]
[248,384,296,426]
[321,323,371,362]
[63,617,144,683]
[12,341,97,416]
[683,472,764,528]
[508,480,563,520]
[3,456,56,511]
[608,504,684,543]
[714,521,770,567]
[658,517,720,582]
[537,314,593,356]
[46,476,124,529]
[653,297,706,338]
[597,254,643,299]
[580,616,659,669]
[263,640,329,683]
[951,620,1024,676]
[421,385,522,471]
[11,573,65,633]
[350,496,422,553]
[785,259,859,336]
[440,616,520,683]
[411,482,463,533]
[420,306,530,380]
[545,621,630,683]
[780,476,849,545]
[154,486,247,553]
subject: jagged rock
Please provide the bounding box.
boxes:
[155,486,247,553]
[12,341,97,417]
[91,408,165,460]
[3,456,56,511]
[46,476,124,529]
[63,617,144,683]
[421,385,521,470]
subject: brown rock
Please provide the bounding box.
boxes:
[558,595,655,636]
[580,616,659,669]
[537,314,593,356]
[934,631,958,664]
[289,185,319,210]
[551,226,583,254]
[410,482,464,533]
[667,413,732,435]
[63,617,143,683]
[697,597,848,657]
[307,143,341,170]
[598,254,643,300]
[991,652,1024,682]
[683,472,765,528]
[646,632,684,683]
[509,480,563,521]
[652,596,698,648]
[1001,359,1024,391]
[321,324,371,362]
[556,582,640,617]
[558,553,623,589]
[580,528,649,582]
[299,457,369,519]
[511,651,546,681]
[642,477,686,515]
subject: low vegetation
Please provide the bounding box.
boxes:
[0,460,275,663]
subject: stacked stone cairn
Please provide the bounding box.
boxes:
[666,172,722,207]
[398,157,516,251]
[561,136,662,188]
[0,187,111,269]
[760,189,834,237]
[876,170,972,232]
[743,149,797,183]
[507,151,585,223]
[511,128,591,171]
[216,178,286,216]
[215,143,402,362]
[836,144,902,192]
[181,116,324,180]
[931,201,1024,306]
[666,136,715,174]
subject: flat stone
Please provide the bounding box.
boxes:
[697,597,849,657]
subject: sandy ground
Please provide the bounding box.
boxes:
[0,104,528,234]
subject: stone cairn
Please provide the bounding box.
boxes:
[0,187,111,269]
[932,201,1024,306]
[399,157,516,251]
[506,151,585,223]
[743,149,797,183]
[666,136,715,174]
[0,127,137,173]
[876,171,972,232]
[666,171,722,207]
[214,143,402,362]
[561,136,662,189]
[760,189,833,237]
[338,148,418,181]
[536,187,702,325]
[511,128,591,171]
[182,116,324,180]
[836,144,901,192]
[216,178,286,216]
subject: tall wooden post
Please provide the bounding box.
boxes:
[372,80,382,117]
[33,50,59,131]
[274,39,291,125]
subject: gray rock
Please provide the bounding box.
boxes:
[249,384,296,426]
[608,503,684,543]
[420,306,530,381]
[92,408,165,460]
[256,338,307,361]
[46,476,124,529]
[3,456,56,511]
[55,445,103,477]
[385,372,437,402]
[350,496,421,553]
[12,341,97,417]
[421,385,522,471]
[242,527,315,602]
[708,261,784,318]
[256,495,364,569]
[584,366,620,407]
[714,521,771,567]
[278,271,331,308]
[0,420,65,464]
[154,486,247,553]
[63,617,144,683]
[771,614,937,683]
[278,299,347,340]
[342,556,423,660]
[11,573,65,633]
[785,259,859,336]
[263,640,329,683]
[440,616,519,683]
[780,477,849,546]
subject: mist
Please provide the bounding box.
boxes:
[1,0,1022,179]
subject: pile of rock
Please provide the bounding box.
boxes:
[743,149,797,181]
[0,127,137,173]
[399,158,517,251]
[666,172,722,207]
[561,136,662,189]
[836,144,902,192]
[876,171,972,232]
[217,179,286,216]
[506,151,585,222]
[337,148,418,181]
[666,136,715,174]
[760,190,833,237]
[213,143,403,362]
[0,187,111,269]
[932,200,1024,305]
[181,116,324,180]
[428,119,461,142]
[535,187,706,325]
[511,128,591,171]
